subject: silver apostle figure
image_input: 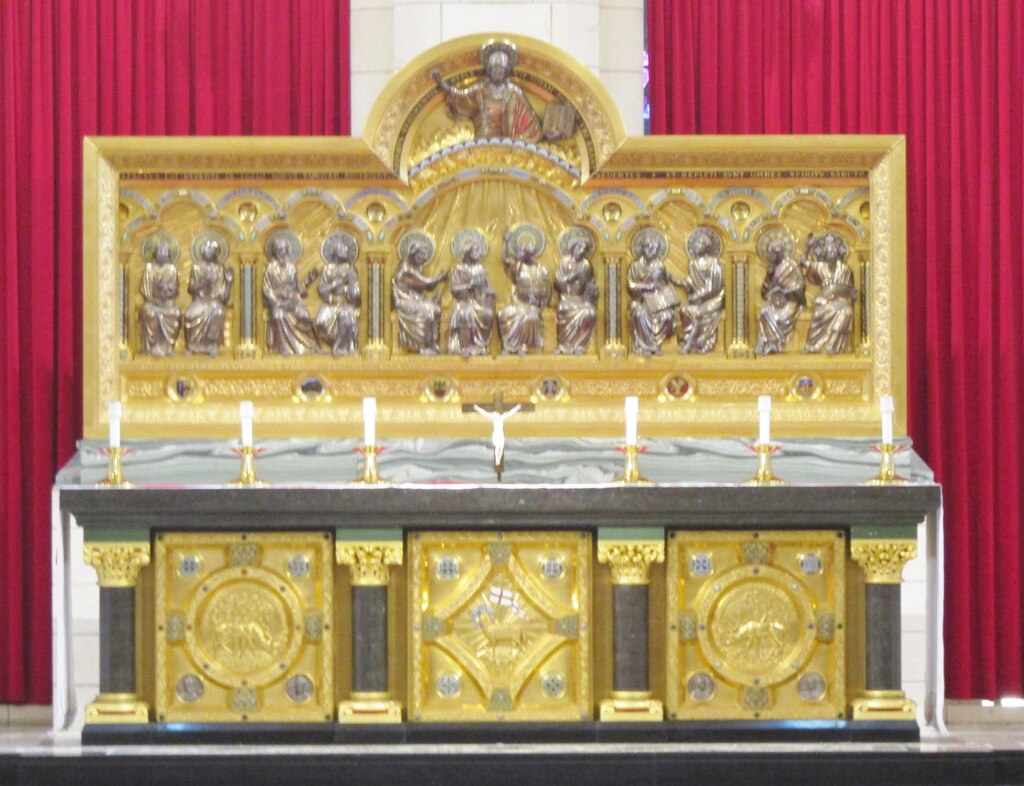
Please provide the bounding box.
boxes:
[138,231,182,357]
[447,229,496,356]
[315,231,361,356]
[184,230,233,356]
[627,227,678,355]
[498,223,551,355]
[554,226,598,354]
[755,229,805,355]
[802,232,856,354]
[263,229,319,356]
[675,226,725,354]
[392,230,446,355]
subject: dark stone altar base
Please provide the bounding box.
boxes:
[82,719,920,745]
[6,744,1024,786]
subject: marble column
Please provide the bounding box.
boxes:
[336,531,404,723]
[850,536,918,721]
[82,539,151,724]
[597,530,664,721]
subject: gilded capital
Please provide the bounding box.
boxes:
[850,539,917,584]
[597,540,664,585]
[84,541,151,587]
[336,541,403,586]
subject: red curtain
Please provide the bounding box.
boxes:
[649,0,1024,699]
[0,0,350,704]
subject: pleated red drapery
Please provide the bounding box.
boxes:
[648,0,1024,700]
[0,0,350,704]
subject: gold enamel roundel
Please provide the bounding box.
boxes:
[184,565,304,689]
[695,564,815,687]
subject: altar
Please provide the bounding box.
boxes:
[58,33,937,746]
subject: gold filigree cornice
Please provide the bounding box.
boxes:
[597,540,665,585]
[850,539,917,584]
[84,541,151,587]
[336,541,404,586]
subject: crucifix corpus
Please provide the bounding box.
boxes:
[461,390,535,481]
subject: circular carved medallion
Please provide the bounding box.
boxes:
[695,565,815,687]
[184,565,304,689]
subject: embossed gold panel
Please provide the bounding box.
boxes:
[155,532,333,723]
[409,531,591,722]
[667,531,845,720]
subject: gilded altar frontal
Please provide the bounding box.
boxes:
[83,33,906,439]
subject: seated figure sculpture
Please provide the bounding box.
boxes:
[755,229,805,355]
[498,224,551,355]
[802,231,857,354]
[554,227,598,354]
[184,230,233,356]
[675,226,725,354]
[315,231,361,356]
[393,230,446,354]
[432,40,544,143]
[627,227,678,355]
[447,229,496,356]
[139,231,182,357]
[263,229,319,356]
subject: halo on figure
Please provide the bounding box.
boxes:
[756,226,797,263]
[506,223,545,259]
[264,228,303,265]
[557,226,595,258]
[479,38,518,70]
[398,229,436,265]
[321,230,359,264]
[191,229,230,265]
[451,228,489,260]
[686,226,723,260]
[630,226,668,261]
[141,230,180,265]
[810,231,850,261]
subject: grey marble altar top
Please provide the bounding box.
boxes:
[57,437,933,487]
[57,438,939,532]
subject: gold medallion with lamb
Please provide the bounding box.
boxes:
[409,531,591,721]
[667,530,845,720]
[155,532,333,723]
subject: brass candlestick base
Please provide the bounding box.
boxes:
[744,443,788,485]
[355,444,387,485]
[98,446,132,487]
[865,443,907,484]
[231,445,267,486]
[616,444,652,484]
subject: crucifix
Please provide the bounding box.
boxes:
[462,390,535,481]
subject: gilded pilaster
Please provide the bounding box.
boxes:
[335,540,403,586]
[84,542,151,587]
[850,539,917,584]
[728,254,752,358]
[601,252,626,359]
[597,540,664,585]
[363,252,389,360]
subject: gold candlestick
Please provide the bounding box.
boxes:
[355,444,387,485]
[617,444,651,484]
[98,446,131,487]
[744,443,788,485]
[231,445,267,486]
[865,443,906,484]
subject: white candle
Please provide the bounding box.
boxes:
[240,400,254,448]
[363,397,377,446]
[880,395,894,445]
[108,401,122,449]
[625,396,639,446]
[757,395,772,446]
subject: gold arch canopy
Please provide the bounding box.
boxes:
[83,34,906,439]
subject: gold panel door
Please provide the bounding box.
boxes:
[667,530,845,720]
[409,531,591,722]
[155,532,333,723]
